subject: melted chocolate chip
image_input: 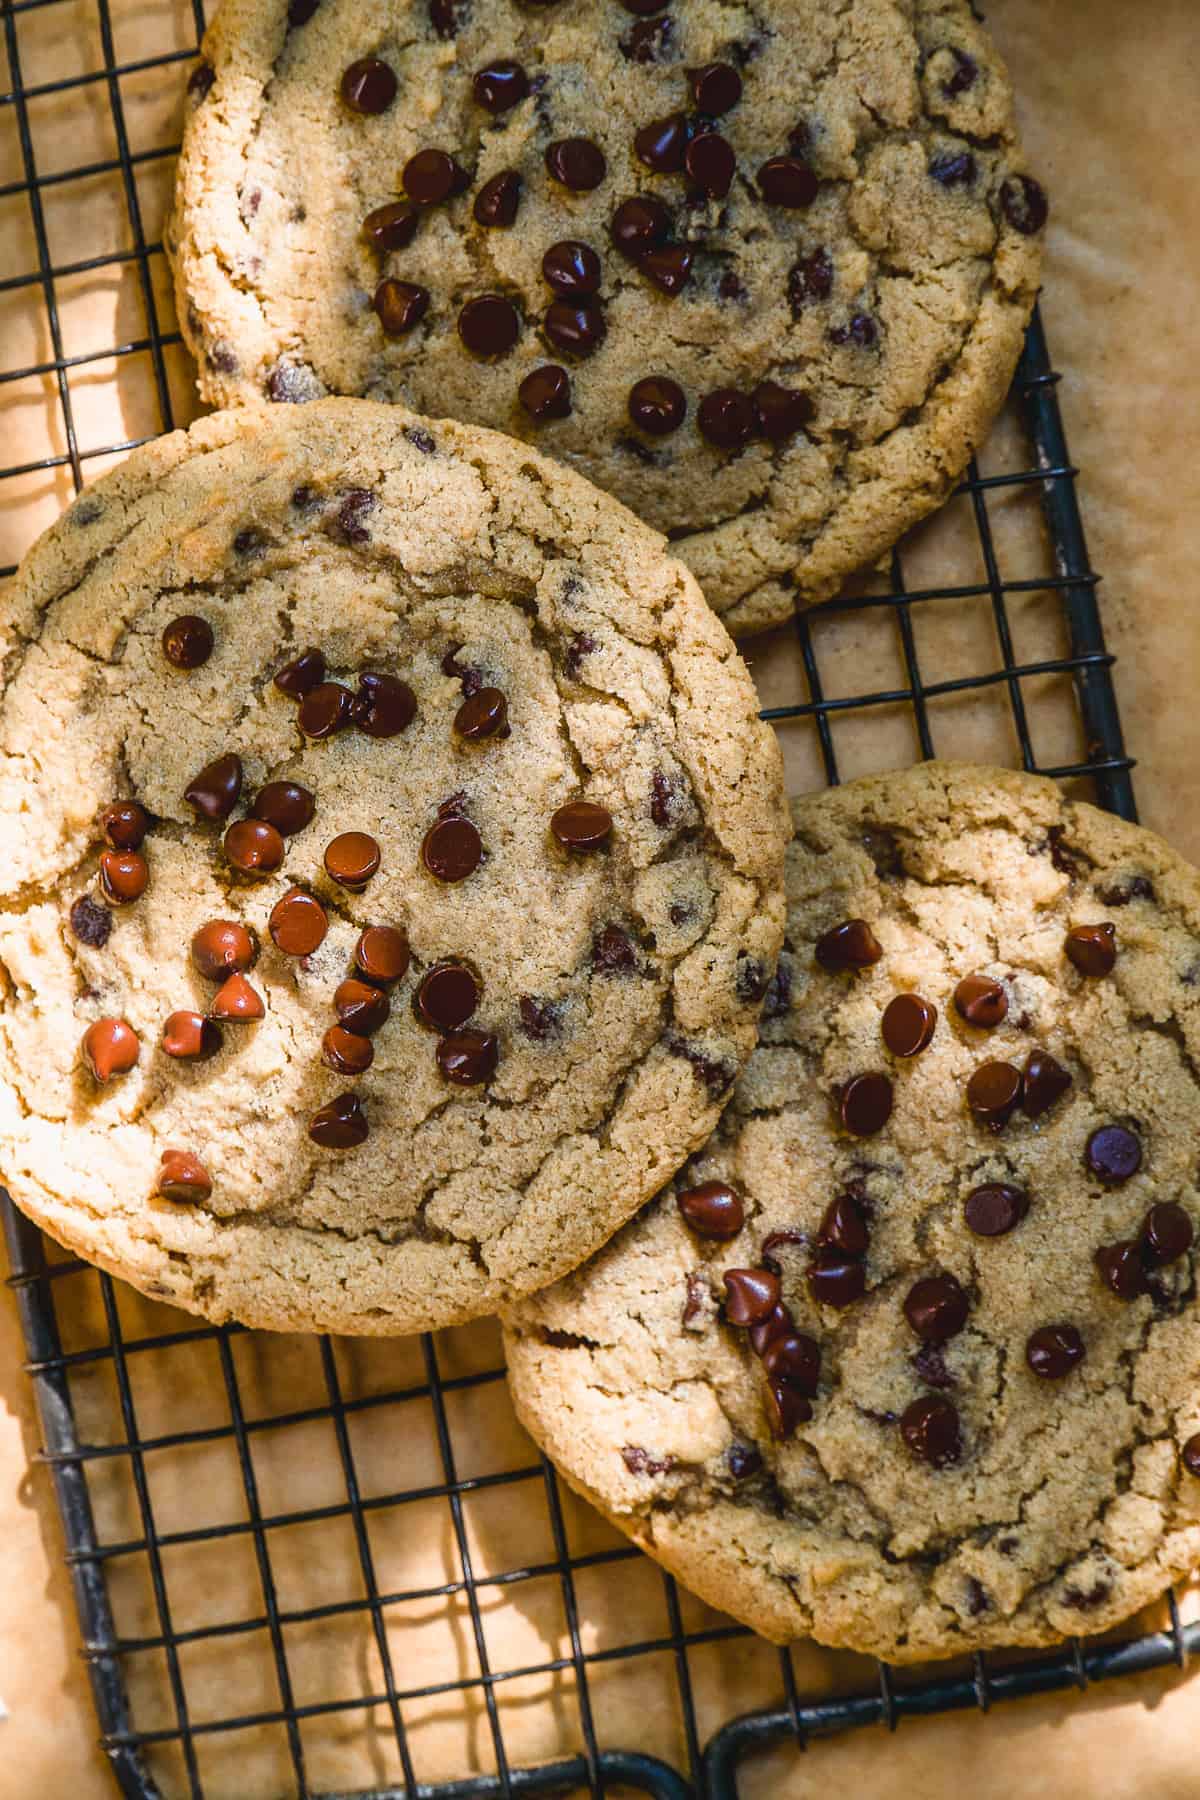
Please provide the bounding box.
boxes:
[591,923,637,974]
[722,1267,781,1326]
[757,156,819,208]
[70,895,112,948]
[422,815,483,882]
[901,1395,962,1467]
[210,972,265,1022]
[322,1025,374,1076]
[299,681,357,738]
[544,299,606,356]
[374,279,430,336]
[362,200,420,251]
[268,887,328,956]
[437,1028,499,1085]
[788,247,834,313]
[611,195,672,260]
[1065,922,1117,977]
[964,1182,1028,1237]
[634,113,689,174]
[904,1273,969,1343]
[275,647,326,697]
[334,489,377,547]
[629,377,686,435]
[1026,1322,1085,1379]
[474,169,522,227]
[192,919,257,981]
[1001,173,1049,235]
[550,800,612,852]
[1086,1124,1142,1185]
[518,995,563,1041]
[161,1010,222,1061]
[1098,875,1154,907]
[184,752,243,821]
[954,973,1008,1027]
[911,1342,957,1391]
[966,1060,1024,1129]
[688,62,742,116]
[324,831,381,889]
[829,312,878,349]
[459,293,521,356]
[666,1035,736,1098]
[882,992,937,1057]
[519,363,572,421]
[340,57,397,115]
[156,1149,212,1202]
[1021,1047,1073,1118]
[543,240,602,297]
[473,59,528,113]
[698,388,757,451]
[839,1072,894,1137]
[929,150,977,187]
[309,1092,368,1148]
[817,1192,869,1258]
[428,0,464,37]
[162,614,214,669]
[355,925,409,984]
[545,138,606,191]
[335,978,391,1035]
[406,426,436,455]
[1142,1201,1193,1264]
[807,1250,866,1309]
[676,1180,744,1240]
[639,243,694,295]
[252,781,315,836]
[815,918,882,973]
[224,819,284,876]
[685,134,735,199]
[752,380,813,442]
[82,1017,139,1082]
[354,671,417,737]
[1095,1240,1147,1302]
[942,47,979,95]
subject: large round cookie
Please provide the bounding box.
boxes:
[505,764,1200,1661]
[0,398,787,1335]
[167,0,1045,635]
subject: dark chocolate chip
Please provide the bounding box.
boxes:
[340,58,397,115]
[1098,875,1154,907]
[422,815,483,882]
[161,1010,222,1061]
[82,1017,139,1082]
[474,169,522,227]
[299,681,357,738]
[722,1267,781,1326]
[634,114,689,175]
[322,1026,374,1076]
[1001,173,1049,235]
[966,1060,1023,1128]
[269,887,328,956]
[192,919,257,981]
[184,752,243,821]
[374,279,430,336]
[416,961,480,1033]
[209,972,265,1022]
[545,138,606,191]
[428,0,465,38]
[335,978,390,1035]
[788,247,835,313]
[815,918,883,972]
[309,1092,368,1148]
[929,150,976,187]
[954,973,1008,1027]
[542,240,602,297]
[70,895,112,948]
[735,955,769,1004]
[684,133,735,199]
[518,995,564,1041]
[162,614,213,669]
[406,426,436,455]
[355,925,409,984]
[829,312,879,348]
[911,1342,957,1390]
[362,200,420,251]
[761,957,793,1020]
[550,800,613,852]
[757,156,819,209]
[748,1299,792,1354]
[1026,1322,1085,1378]
[761,1331,820,1396]
[727,1441,762,1480]
[544,299,606,356]
[101,801,149,851]
[765,1381,813,1439]
[564,631,598,680]
[591,923,637,974]
[839,1072,894,1137]
[942,47,979,95]
[1086,1124,1142,1185]
[188,60,214,99]
[964,1183,1028,1237]
[252,781,315,836]
[807,1250,867,1309]
[676,1180,744,1241]
[1182,1435,1200,1478]
[324,831,381,889]
[665,1035,736,1098]
[437,1028,499,1085]
[1021,1047,1073,1118]
[688,62,742,116]
[519,364,572,421]
[882,992,938,1057]
[817,1192,869,1258]
[904,1272,969,1343]
[621,14,672,61]
[1095,1240,1148,1302]
[354,670,417,737]
[1065,922,1117,977]
[901,1395,962,1467]
[697,388,757,451]
[1141,1201,1193,1264]
[629,377,686,435]
[473,59,528,114]
[404,147,469,205]
[275,647,326,697]
[232,526,265,559]
[752,380,813,442]
[224,819,284,875]
[611,195,672,260]
[156,1149,212,1202]
[639,244,694,294]
[455,687,508,740]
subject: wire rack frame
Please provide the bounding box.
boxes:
[3,0,1193,1795]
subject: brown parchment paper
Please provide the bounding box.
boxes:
[3,1,1200,1794]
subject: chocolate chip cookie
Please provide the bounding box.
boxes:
[0,398,787,1335]
[167,0,1046,635]
[505,764,1200,1660]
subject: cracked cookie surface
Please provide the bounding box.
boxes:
[0,397,787,1335]
[167,0,1044,634]
[504,763,1200,1660]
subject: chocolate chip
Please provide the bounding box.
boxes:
[625,377,685,437]
[839,1072,893,1137]
[930,150,976,187]
[252,781,314,836]
[1001,173,1049,235]
[1095,1240,1147,1302]
[1065,922,1117,977]
[911,1342,956,1390]
[761,957,793,1020]
[355,925,409,984]
[966,1060,1024,1128]
[437,1028,499,1085]
[611,196,672,260]
[761,1331,820,1396]
[473,59,528,113]
[232,526,265,559]
[362,200,420,251]
[324,831,381,890]
[161,1010,222,1060]
[676,1180,744,1241]
[817,1192,869,1258]
[752,380,813,442]
[428,0,464,37]
[404,147,468,205]
[550,800,612,852]
[96,849,146,907]
[639,244,694,295]
[422,815,483,882]
[210,972,265,1022]
[735,956,768,1004]
[964,1183,1028,1237]
[299,681,357,738]
[474,169,522,227]
[688,62,742,116]
[374,279,430,336]
[162,614,213,669]
[275,647,326,697]
[591,923,637,974]
[698,388,757,451]
[269,887,328,956]
[454,687,508,742]
[904,1273,969,1343]
[942,47,979,95]
[564,632,598,681]
[722,1267,780,1326]
[829,312,878,349]
[1142,1201,1193,1264]
[335,978,390,1035]
[82,1017,139,1082]
[815,918,883,973]
[1098,875,1154,907]
[1021,1047,1073,1118]
[727,1441,762,1480]
[405,426,436,455]
[1086,1124,1142,1184]
[954,973,1008,1027]
[185,752,243,821]
[1026,1322,1085,1379]
[901,1395,962,1467]
[757,156,819,209]
[101,801,150,852]
[544,299,606,357]
[192,919,257,981]
[634,114,689,175]
[223,819,284,876]
[685,134,735,199]
[458,294,522,357]
[620,0,669,12]
[1182,1436,1200,1478]
[188,60,214,99]
[765,1381,813,1439]
[309,1091,368,1148]
[788,247,835,313]
[518,996,563,1041]
[354,671,417,737]
[748,1299,792,1353]
[807,1250,867,1308]
[413,961,480,1034]
[543,240,602,297]
[323,1025,374,1075]
[519,363,572,422]
[545,138,606,191]
[70,894,113,948]
[340,57,397,115]
[882,992,937,1057]
[156,1149,212,1202]
[333,488,376,543]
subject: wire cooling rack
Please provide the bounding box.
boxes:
[3,0,1196,1795]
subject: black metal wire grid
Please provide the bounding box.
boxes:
[1,0,1194,1795]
